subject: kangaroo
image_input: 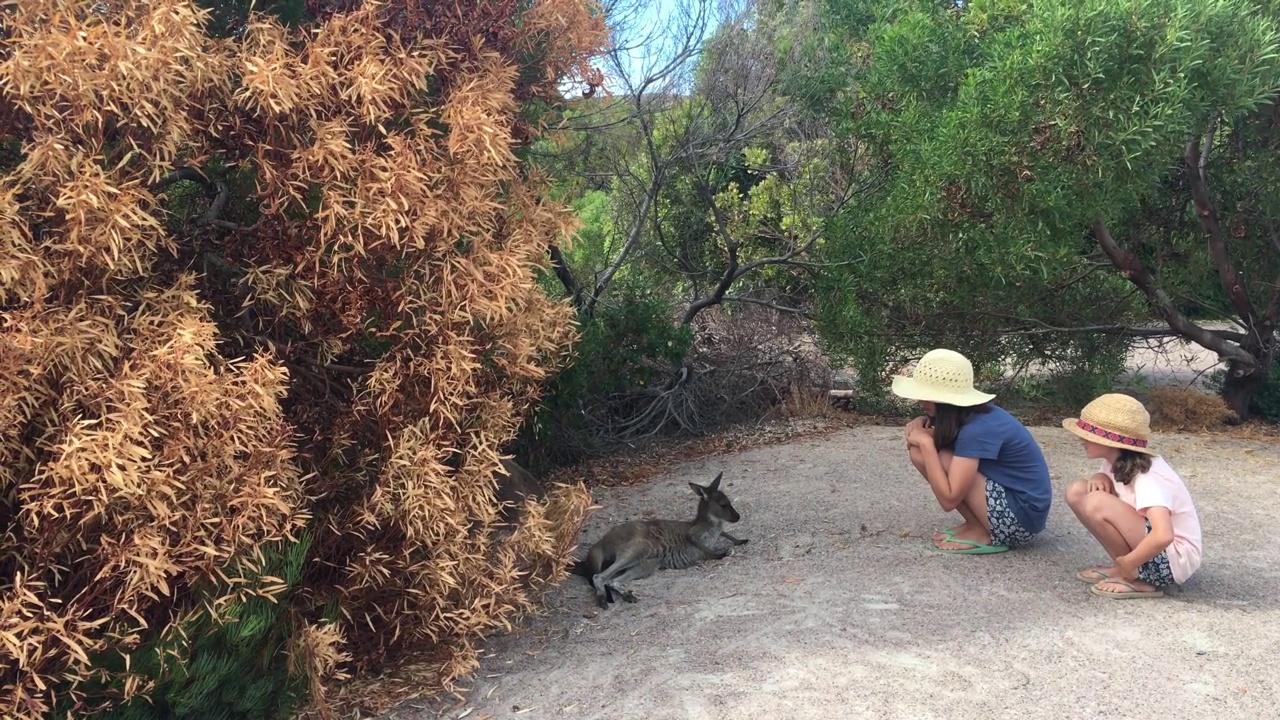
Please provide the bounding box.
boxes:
[572,472,747,608]
[487,458,546,540]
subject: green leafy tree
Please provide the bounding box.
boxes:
[511,0,895,460]
[812,0,1280,417]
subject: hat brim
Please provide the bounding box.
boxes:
[891,375,995,407]
[1061,418,1156,455]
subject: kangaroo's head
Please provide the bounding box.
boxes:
[689,471,740,524]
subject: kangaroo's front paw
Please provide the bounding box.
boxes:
[619,589,638,603]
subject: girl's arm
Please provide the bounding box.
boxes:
[1119,506,1175,572]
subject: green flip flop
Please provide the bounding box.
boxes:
[930,538,1009,555]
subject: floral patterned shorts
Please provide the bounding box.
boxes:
[1138,519,1177,587]
[985,478,1036,548]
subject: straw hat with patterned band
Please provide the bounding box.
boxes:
[890,348,996,408]
[1062,393,1155,455]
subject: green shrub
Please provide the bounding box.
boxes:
[56,538,314,720]
[514,286,694,471]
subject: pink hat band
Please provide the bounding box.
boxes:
[1075,420,1148,449]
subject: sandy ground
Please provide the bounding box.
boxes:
[400,424,1280,720]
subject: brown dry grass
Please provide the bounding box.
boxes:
[1146,386,1235,432]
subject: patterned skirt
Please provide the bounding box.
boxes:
[985,478,1036,548]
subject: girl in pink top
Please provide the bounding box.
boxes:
[1062,394,1203,599]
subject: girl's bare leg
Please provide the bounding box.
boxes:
[935,474,993,549]
[909,446,988,545]
[1066,476,1160,593]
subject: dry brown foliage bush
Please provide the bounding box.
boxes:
[1146,386,1235,431]
[688,303,836,422]
[0,0,606,716]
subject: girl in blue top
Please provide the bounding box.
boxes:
[892,349,1053,554]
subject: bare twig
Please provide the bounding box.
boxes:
[998,324,1241,340]
[207,218,259,232]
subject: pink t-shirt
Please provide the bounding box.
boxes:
[1101,455,1203,583]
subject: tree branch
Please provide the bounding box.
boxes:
[1265,218,1280,327]
[151,167,213,194]
[587,183,656,316]
[1092,215,1257,366]
[547,243,585,309]
[203,180,231,225]
[681,184,740,325]
[293,353,374,376]
[1198,112,1219,182]
[999,324,1243,340]
[731,228,822,283]
[151,166,257,231]
[1186,135,1257,325]
[722,295,812,317]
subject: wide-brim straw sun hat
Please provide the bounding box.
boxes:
[1062,393,1155,455]
[890,348,996,407]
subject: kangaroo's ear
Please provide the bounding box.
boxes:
[708,472,723,491]
[689,481,708,498]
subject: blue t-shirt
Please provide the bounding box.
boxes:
[953,404,1052,533]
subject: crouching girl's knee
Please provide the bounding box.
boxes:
[1065,477,1096,507]
[908,444,924,468]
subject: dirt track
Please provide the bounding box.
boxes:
[399,422,1280,720]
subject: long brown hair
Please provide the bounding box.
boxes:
[1112,449,1153,485]
[932,401,994,451]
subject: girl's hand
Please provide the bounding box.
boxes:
[904,416,930,440]
[907,425,936,449]
[1114,554,1140,581]
[1086,473,1115,495]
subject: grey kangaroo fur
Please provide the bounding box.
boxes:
[572,471,747,608]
